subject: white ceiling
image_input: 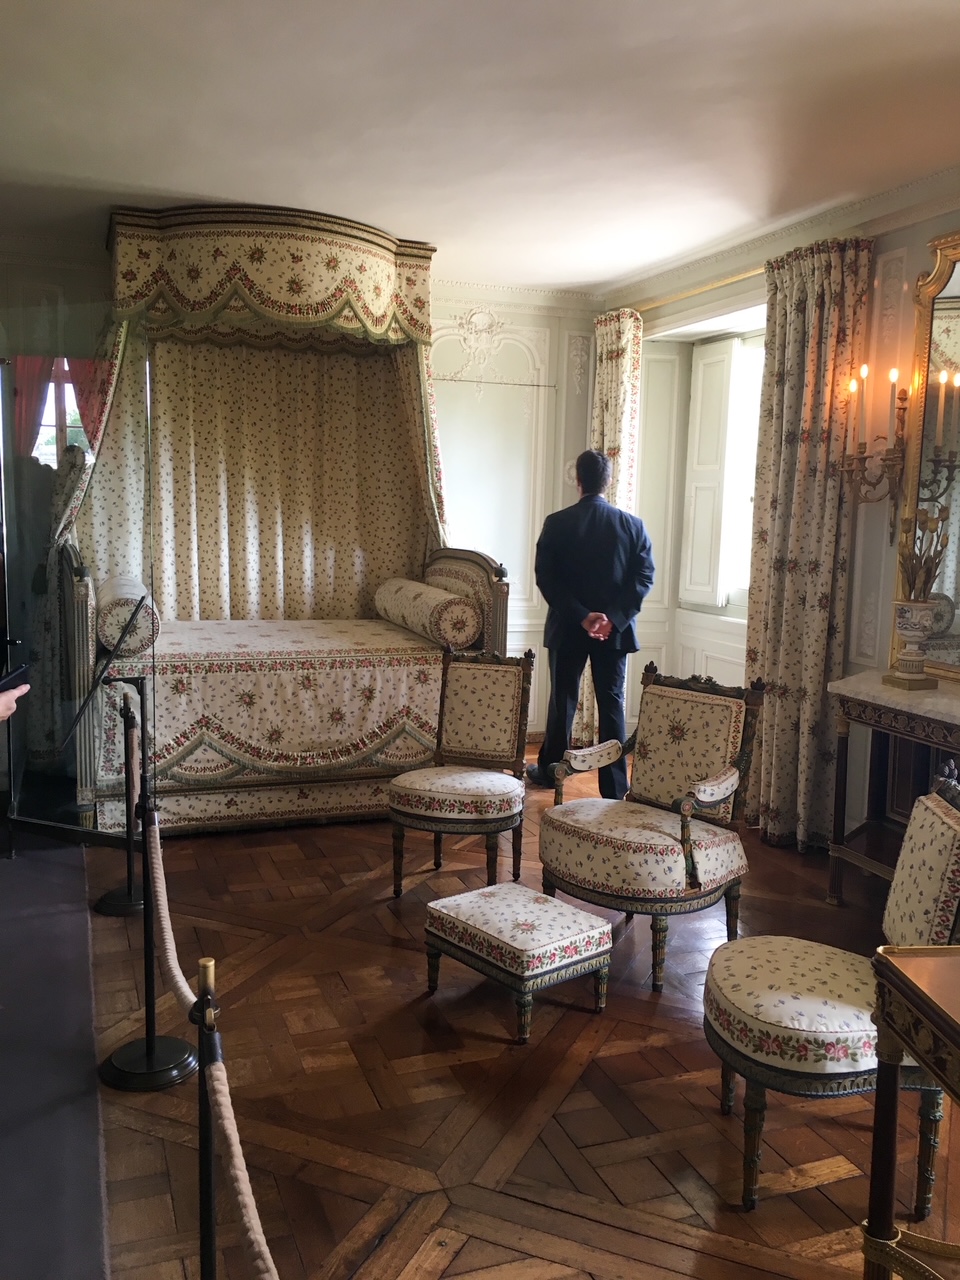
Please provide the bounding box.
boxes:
[3,0,960,291]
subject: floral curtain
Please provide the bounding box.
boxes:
[26,322,127,764]
[12,356,54,456]
[75,336,445,621]
[571,308,643,748]
[745,239,873,850]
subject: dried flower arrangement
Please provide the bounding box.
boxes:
[899,506,950,601]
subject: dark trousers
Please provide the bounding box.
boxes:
[538,638,630,799]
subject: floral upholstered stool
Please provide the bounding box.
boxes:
[424,882,612,1044]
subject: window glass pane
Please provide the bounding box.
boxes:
[32,426,58,469]
[63,378,89,451]
[40,380,56,426]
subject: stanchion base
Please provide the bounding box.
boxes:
[99,1036,199,1092]
[93,885,143,916]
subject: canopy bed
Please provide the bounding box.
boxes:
[57,204,509,834]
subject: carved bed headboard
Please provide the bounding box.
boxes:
[424,548,509,655]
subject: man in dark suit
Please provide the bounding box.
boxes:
[527,449,655,800]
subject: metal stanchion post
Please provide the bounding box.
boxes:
[192,957,221,1280]
[93,693,144,916]
[99,676,199,1091]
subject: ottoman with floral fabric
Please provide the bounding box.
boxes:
[425,882,612,1043]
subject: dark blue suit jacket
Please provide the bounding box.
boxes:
[535,494,655,653]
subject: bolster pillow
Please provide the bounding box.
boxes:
[374,578,483,649]
[96,576,161,658]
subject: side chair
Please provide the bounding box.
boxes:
[388,648,535,897]
[539,662,765,993]
[703,779,960,1211]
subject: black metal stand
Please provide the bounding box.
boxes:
[99,676,198,1092]
[93,693,143,916]
[191,958,221,1280]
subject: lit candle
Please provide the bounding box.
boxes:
[859,364,868,446]
[849,373,865,450]
[887,368,898,448]
[936,369,948,449]
[952,373,960,456]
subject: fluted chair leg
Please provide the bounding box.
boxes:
[724,881,741,941]
[512,822,522,881]
[433,832,443,870]
[720,1062,736,1115]
[915,1086,944,1221]
[485,832,499,886]
[392,823,406,898]
[651,915,667,993]
[743,1078,766,1210]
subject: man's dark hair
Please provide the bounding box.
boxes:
[576,449,612,496]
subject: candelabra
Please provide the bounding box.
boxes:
[843,385,907,544]
[919,446,960,504]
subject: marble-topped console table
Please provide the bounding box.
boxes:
[827,671,960,904]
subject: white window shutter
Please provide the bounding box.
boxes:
[679,339,734,608]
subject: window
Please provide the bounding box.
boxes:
[32,358,89,468]
[679,334,764,614]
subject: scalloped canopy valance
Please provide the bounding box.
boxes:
[110,204,435,344]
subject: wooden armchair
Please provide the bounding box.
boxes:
[539,663,764,992]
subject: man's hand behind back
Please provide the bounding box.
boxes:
[582,612,612,641]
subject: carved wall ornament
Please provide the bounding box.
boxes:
[568,334,590,396]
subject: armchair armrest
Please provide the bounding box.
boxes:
[553,738,625,804]
[676,764,740,891]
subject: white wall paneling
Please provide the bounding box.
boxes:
[430,290,598,733]
[674,609,747,687]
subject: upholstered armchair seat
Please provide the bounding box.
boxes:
[388,766,524,822]
[539,664,764,993]
[703,787,960,1212]
[541,800,748,901]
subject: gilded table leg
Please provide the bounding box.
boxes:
[392,822,406,898]
[516,992,533,1044]
[720,1061,736,1116]
[426,945,441,993]
[863,1026,903,1280]
[651,915,667,993]
[742,1077,766,1210]
[485,832,499,886]
[724,881,741,942]
[433,832,443,870]
[914,1086,943,1223]
[594,960,610,1014]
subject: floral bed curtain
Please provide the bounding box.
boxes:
[745,239,873,849]
[570,308,643,749]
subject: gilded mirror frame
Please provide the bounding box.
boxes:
[896,230,960,683]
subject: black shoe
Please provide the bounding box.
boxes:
[525,764,556,789]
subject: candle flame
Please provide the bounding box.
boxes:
[849,378,858,393]
[889,368,898,383]
[860,364,869,379]
[954,373,960,388]
[940,369,949,385]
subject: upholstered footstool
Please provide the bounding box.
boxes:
[424,882,612,1043]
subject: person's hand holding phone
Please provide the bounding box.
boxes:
[0,683,29,721]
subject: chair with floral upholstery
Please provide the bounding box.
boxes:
[389,649,535,897]
[702,780,960,1211]
[539,663,764,994]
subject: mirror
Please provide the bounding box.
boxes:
[901,233,960,679]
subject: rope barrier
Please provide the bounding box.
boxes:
[205,1060,280,1280]
[143,797,281,1280]
[146,820,197,1014]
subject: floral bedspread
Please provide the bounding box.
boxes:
[96,618,443,796]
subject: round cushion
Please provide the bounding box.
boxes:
[389,766,523,821]
[540,799,747,900]
[704,936,882,1076]
[374,578,483,649]
[96,575,161,657]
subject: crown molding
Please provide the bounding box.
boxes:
[432,277,604,317]
[604,165,960,312]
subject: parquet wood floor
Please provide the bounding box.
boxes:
[87,764,960,1279]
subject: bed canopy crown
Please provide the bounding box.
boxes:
[109,203,435,345]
